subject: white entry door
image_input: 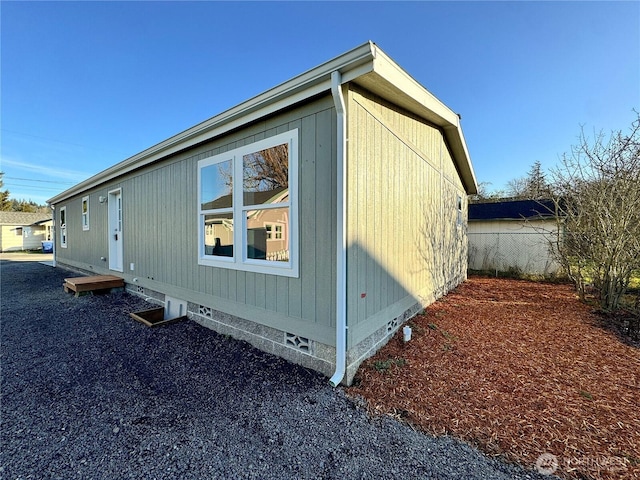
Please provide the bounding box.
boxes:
[108,188,123,272]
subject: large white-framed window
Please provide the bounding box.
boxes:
[82,196,90,231]
[60,206,67,248]
[198,129,298,277]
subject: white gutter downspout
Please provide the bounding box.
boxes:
[329,70,347,387]
[50,204,56,268]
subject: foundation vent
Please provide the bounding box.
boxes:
[136,285,145,294]
[198,305,213,318]
[285,333,310,353]
[387,318,399,333]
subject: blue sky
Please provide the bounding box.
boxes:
[2,1,638,204]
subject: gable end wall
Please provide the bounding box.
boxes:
[345,85,468,371]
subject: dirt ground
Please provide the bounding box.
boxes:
[347,277,640,480]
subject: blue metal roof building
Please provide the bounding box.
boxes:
[469,199,555,221]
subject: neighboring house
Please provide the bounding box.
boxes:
[0,212,53,252]
[47,42,477,385]
[468,199,560,276]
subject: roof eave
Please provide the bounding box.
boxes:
[48,41,478,203]
[355,46,478,195]
[48,42,377,205]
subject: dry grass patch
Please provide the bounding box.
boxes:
[347,277,640,480]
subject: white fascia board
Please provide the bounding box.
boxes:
[47,42,376,205]
[372,48,460,127]
[366,48,478,195]
[443,124,478,195]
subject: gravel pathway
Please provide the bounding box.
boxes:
[1,259,550,479]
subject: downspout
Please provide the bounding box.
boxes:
[50,204,56,268]
[329,70,347,387]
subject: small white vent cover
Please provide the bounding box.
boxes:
[164,296,187,320]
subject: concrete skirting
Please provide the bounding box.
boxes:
[125,282,425,386]
[57,261,455,386]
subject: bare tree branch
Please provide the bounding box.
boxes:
[549,112,640,313]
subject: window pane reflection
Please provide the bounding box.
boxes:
[243,143,288,206]
[204,213,234,257]
[246,207,289,262]
[201,160,233,210]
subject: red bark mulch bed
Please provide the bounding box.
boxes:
[347,277,640,480]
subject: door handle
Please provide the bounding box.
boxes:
[114,233,119,241]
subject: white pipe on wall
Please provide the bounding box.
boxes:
[329,70,347,388]
[50,204,56,268]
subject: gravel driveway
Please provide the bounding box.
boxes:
[1,258,550,479]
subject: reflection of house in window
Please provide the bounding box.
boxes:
[202,185,290,262]
[82,196,90,231]
[246,189,289,261]
[60,206,67,248]
[265,224,283,240]
[204,214,234,257]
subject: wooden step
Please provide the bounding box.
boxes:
[63,275,124,296]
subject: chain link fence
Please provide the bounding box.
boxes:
[468,231,560,276]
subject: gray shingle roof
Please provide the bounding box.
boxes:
[0,212,52,226]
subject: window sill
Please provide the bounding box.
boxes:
[198,256,298,278]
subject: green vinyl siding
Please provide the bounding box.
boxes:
[55,191,112,265]
[54,95,337,345]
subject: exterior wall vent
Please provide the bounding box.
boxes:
[387,318,399,333]
[285,333,310,353]
[198,305,213,318]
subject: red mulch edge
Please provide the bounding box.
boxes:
[347,277,640,480]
